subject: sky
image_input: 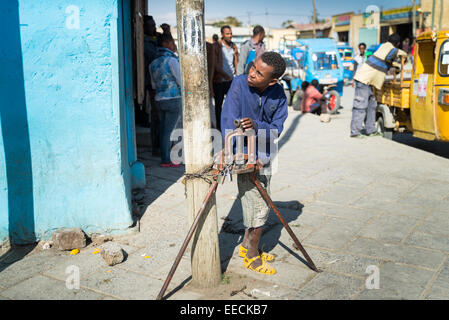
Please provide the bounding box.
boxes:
[148,0,414,28]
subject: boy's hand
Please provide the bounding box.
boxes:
[241,117,255,130]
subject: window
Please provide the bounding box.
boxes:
[344,49,353,58]
[439,40,449,77]
[312,52,339,70]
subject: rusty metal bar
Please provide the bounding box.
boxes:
[156,180,219,300]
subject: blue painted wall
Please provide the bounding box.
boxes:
[0,0,144,244]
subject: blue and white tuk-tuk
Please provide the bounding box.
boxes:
[337,44,355,84]
[290,38,345,112]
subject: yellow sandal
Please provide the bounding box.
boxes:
[243,255,276,275]
[238,245,275,262]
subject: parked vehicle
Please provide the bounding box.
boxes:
[373,30,449,142]
[290,38,344,113]
[366,44,381,58]
[337,44,355,85]
[280,55,303,106]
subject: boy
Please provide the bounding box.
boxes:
[221,52,288,275]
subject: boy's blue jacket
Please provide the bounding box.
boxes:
[221,74,288,162]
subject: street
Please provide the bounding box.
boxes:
[1,85,448,300]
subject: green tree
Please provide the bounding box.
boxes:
[213,16,243,27]
[309,10,326,24]
[282,20,295,28]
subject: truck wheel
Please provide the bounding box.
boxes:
[328,90,341,114]
[292,89,304,111]
[284,89,291,106]
[376,115,393,140]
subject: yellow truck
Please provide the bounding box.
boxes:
[374,30,449,142]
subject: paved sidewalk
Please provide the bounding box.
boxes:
[1,86,448,300]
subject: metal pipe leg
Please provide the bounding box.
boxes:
[156,180,219,300]
[249,173,320,272]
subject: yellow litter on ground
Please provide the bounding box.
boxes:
[92,248,100,255]
[144,255,151,259]
[70,248,79,255]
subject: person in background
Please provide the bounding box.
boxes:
[402,37,410,55]
[150,33,182,167]
[212,34,219,44]
[352,43,367,88]
[237,25,265,75]
[144,15,161,155]
[213,25,238,132]
[206,41,217,128]
[350,33,407,138]
[300,79,330,122]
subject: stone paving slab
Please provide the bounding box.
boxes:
[1,275,105,300]
[0,250,66,288]
[423,285,449,300]
[314,184,368,206]
[303,217,366,250]
[302,201,380,223]
[404,231,449,253]
[354,262,435,300]
[293,272,363,300]
[283,247,383,278]
[81,266,165,300]
[345,237,446,270]
[42,243,140,282]
[396,194,447,211]
[405,181,449,201]
[376,202,432,219]
[359,214,420,244]
[423,207,449,223]
[432,259,449,290]
[413,219,449,239]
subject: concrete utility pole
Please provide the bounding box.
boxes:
[247,11,252,28]
[312,0,317,38]
[412,0,416,38]
[176,0,221,289]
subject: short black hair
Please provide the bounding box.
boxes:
[311,79,319,87]
[212,34,219,41]
[260,51,286,79]
[358,42,366,48]
[388,33,401,46]
[253,25,265,36]
[221,25,231,34]
[144,15,155,26]
[157,33,173,47]
[301,81,310,91]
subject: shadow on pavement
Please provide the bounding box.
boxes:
[392,133,449,159]
[0,243,37,274]
[218,198,305,272]
[132,146,185,227]
[279,112,303,151]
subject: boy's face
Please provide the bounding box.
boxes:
[247,58,277,90]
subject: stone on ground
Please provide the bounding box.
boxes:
[100,242,125,266]
[51,228,86,251]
